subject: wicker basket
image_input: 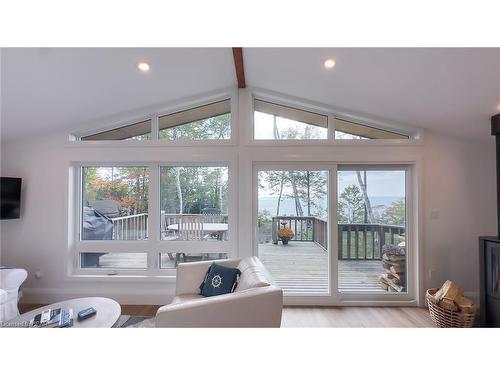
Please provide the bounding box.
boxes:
[426,288,475,328]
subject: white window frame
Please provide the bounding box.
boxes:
[252,162,417,306]
[64,86,423,307]
[335,164,417,305]
[253,162,338,306]
[69,89,238,147]
[68,157,237,278]
[248,87,423,146]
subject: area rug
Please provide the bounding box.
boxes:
[116,315,156,328]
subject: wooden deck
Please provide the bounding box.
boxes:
[91,241,387,294]
[259,241,385,294]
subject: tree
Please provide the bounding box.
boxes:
[379,199,406,226]
[83,167,149,215]
[160,114,230,140]
[356,170,374,224]
[338,185,365,223]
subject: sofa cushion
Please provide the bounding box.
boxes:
[237,256,264,273]
[235,257,271,292]
[200,262,241,297]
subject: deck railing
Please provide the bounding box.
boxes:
[111,212,229,241]
[338,223,405,260]
[271,216,405,260]
[111,213,149,240]
[272,216,327,249]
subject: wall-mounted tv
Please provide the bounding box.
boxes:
[0,177,22,219]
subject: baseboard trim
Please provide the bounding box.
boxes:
[20,287,175,305]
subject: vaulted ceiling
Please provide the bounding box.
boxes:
[1,48,499,142]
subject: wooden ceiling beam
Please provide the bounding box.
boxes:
[232,47,246,88]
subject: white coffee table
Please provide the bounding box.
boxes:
[6,297,121,328]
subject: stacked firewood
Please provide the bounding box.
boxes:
[378,244,406,292]
[428,280,476,314]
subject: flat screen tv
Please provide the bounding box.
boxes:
[0,177,22,219]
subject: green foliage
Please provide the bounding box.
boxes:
[379,199,406,226]
[338,184,365,223]
[258,209,271,227]
[83,167,149,215]
[159,113,230,140]
[160,166,228,214]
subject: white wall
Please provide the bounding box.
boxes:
[0,91,496,306]
[422,131,496,302]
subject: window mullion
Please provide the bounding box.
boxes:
[148,163,160,271]
[151,114,159,141]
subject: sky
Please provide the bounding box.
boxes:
[259,170,405,198]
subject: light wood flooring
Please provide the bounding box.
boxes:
[19,304,433,327]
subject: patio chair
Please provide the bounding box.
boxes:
[176,215,207,265]
[178,215,204,240]
[201,207,222,223]
[160,211,178,241]
[201,208,225,240]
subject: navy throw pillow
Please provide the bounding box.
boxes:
[200,262,241,297]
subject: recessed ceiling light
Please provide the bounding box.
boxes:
[137,62,150,72]
[324,59,336,69]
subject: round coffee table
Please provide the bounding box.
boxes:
[6,297,121,328]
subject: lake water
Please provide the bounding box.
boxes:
[258,196,403,217]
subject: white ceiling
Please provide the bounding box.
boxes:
[1,48,499,142]
[0,48,235,141]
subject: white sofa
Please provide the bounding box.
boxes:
[0,268,28,322]
[155,257,283,328]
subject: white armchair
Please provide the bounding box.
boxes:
[155,257,283,328]
[0,268,28,322]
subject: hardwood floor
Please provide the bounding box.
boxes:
[19,303,433,327]
[281,306,433,327]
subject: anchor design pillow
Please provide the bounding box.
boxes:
[200,262,241,297]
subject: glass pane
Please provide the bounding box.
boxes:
[159,252,228,269]
[81,119,151,141]
[160,166,229,241]
[257,169,329,295]
[81,167,149,240]
[337,169,406,293]
[254,100,328,140]
[159,100,231,140]
[80,252,147,269]
[334,118,409,140]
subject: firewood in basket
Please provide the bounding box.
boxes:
[438,297,458,312]
[433,280,464,303]
[455,295,476,314]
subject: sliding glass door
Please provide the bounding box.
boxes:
[337,167,408,294]
[256,166,331,297]
[255,164,413,303]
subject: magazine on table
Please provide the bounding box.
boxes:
[29,308,74,328]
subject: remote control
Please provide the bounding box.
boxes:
[77,307,97,321]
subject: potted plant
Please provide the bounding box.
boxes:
[277,227,294,245]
